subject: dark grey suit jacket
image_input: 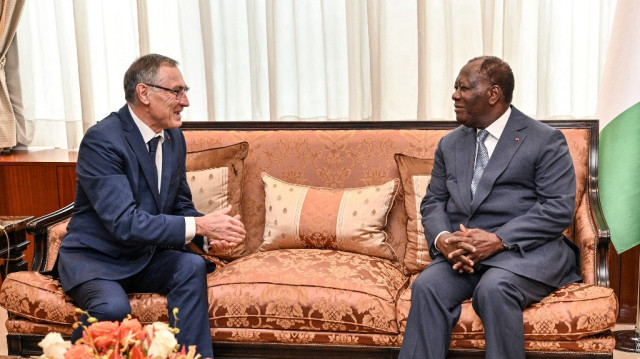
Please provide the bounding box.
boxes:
[421,106,581,287]
[57,105,201,292]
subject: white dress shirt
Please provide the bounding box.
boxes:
[129,106,196,243]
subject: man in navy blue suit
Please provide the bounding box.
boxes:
[57,54,246,358]
[399,56,581,358]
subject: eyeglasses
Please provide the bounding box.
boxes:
[144,83,190,100]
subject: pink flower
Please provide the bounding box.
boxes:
[62,343,92,359]
[83,321,120,351]
[119,317,145,347]
[38,312,199,359]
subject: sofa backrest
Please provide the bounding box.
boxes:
[41,120,606,286]
[183,127,440,264]
[180,120,606,285]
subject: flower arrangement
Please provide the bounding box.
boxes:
[38,309,200,359]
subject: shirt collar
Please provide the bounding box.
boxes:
[128,105,164,144]
[480,106,511,140]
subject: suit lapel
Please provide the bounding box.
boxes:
[159,130,173,212]
[456,126,476,214]
[121,107,162,211]
[470,108,527,213]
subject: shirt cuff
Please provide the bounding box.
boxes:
[433,231,451,254]
[185,217,196,244]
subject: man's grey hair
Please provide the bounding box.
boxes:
[123,54,179,104]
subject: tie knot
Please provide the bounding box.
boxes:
[148,136,161,155]
[477,129,489,142]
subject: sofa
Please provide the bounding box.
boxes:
[0,120,617,358]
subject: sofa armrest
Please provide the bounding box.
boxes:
[27,203,74,272]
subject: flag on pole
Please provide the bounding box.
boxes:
[596,0,640,253]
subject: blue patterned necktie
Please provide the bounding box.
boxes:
[471,129,489,197]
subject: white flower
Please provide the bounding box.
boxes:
[38,332,71,359]
[146,322,178,359]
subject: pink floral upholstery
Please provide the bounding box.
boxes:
[45,219,70,272]
[447,332,615,354]
[211,327,400,347]
[37,128,602,284]
[208,249,407,334]
[183,129,450,263]
[397,278,617,341]
[0,272,76,325]
[0,272,169,326]
[0,125,614,357]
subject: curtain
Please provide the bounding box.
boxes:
[0,0,25,150]
[6,36,31,148]
[14,0,617,149]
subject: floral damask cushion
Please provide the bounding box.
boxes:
[397,280,617,341]
[207,248,408,334]
[185,141,249,259]
[0,271,169,326]
[394,154,434,273]
[260,173,400,260]
[0,272,76,325]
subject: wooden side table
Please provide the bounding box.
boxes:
[0,216,33,280]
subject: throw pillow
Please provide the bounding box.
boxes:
[394,153,434,273]
[260,172,399,261]
[185,141,249,259]
[187,166,230,214]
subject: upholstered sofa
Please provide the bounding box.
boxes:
[0,120,617,358]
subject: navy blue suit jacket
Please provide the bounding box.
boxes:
[57,105,201,292]
[421,106,581,288]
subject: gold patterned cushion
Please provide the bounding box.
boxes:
[185,142,249,259]
[208,249,408,334]
[260,173,400,260]
[0,272,169,326]
[397,280,617,341]
[394,154,434,273]
[0,272,76,325]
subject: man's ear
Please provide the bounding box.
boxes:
[137,83,150,105]
[488,85,501,106]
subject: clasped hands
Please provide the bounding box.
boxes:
[436,224,504,274]
[195,206,246,252]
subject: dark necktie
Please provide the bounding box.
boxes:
[148,136,161,192]
[148,136,161,177]
[471,129,489,197]
[148,136,160,161]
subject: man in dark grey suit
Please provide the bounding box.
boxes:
[57,54,246,358]
[399,56,581,359]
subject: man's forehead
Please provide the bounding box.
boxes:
[157,65,185,83]
[457,62,487,83]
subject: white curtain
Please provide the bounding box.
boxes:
[0,0,25,150]
[14,0,617,149]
